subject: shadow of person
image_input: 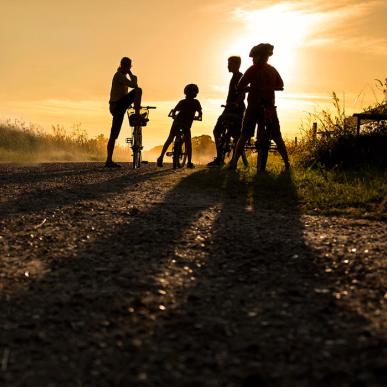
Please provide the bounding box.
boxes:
[0,168,385,386]
[122,169,385,387]
[0,166,173,217]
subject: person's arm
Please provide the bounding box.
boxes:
[169,101,182,119]
[274,69,284,91]
[195,101,202,120]
[236,68,252,93]
[127,70,138,88]
[118,71,138,88]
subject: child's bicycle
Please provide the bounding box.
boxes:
[217,105,248,166]
[244,105,278,172]
[166,111,201,169]
[126,105,156,169]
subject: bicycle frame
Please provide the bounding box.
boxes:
[166,113,201,169]
[218,105,248,165]
[126,106,156,169]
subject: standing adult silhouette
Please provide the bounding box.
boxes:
[106,57,142,168]
[208,56,246,167]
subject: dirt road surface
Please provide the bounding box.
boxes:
[0,163,386,386]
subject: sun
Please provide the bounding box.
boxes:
[226,4,317,81]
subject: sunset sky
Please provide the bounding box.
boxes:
[1,0,386,149]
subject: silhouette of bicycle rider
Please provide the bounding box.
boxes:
[157,84,202,169]
[207,56,245,167]
[106,57,142,168]
[230,44,290,170]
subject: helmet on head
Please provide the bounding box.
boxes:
[184,83,199,95]
[249,43,274,58]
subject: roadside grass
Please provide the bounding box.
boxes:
[234,154,386,220]
[0,120,128,163]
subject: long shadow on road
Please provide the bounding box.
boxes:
[0,166,173,218]
[0,168,385,387]
[140,170,386,386]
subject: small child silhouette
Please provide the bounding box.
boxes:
[157,84,202,168]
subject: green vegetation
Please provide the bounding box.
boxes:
[295,80,386,169]
[236,155,386,220]
[292,165,386,219]
[0,120,127,163]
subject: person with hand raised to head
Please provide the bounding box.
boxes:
[106,57,142,168]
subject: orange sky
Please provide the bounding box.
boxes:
[1,0,386,149]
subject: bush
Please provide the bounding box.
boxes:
[296,88,387,169]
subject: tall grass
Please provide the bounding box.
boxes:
[295,85,386,168]
[0,120,128,163]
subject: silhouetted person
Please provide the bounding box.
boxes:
[157,84,202,169]
[106,57,142,168]
[230,44,290,170]
[208,56,245,166]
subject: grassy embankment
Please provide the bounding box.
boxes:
[0,120,128,163]
[236,89,386,220]
[236,156,386,220]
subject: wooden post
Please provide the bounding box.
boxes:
[356,117,361,136]
[294,137,297,147]
[312,122,317,140]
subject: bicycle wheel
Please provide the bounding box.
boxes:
[132,127,142,169]
[179,136,187,168]
[133,148,141,169]
[172,139,181,169]
[219,134,229,162]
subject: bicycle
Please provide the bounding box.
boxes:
[126,105,156,169]
[217,105,248,166]
[244,105,278,172]
[166,111,202,169]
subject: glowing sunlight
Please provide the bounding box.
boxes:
[228,4,321,79]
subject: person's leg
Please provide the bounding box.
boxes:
[213,116,223,157]
[106,90,141,165]
[185,131,193,164]
[269,112,290,168]
[230,134,249,168]
[207,117,224,166]
[106,107,125,164]
[229,108,256,168]
[158,122,178,165]
[159,133,175,160]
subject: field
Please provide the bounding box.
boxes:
[0,162,386,386]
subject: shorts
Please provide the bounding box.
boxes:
[169,120,192,138]
[241,105,281,140]
[109,89,138,140]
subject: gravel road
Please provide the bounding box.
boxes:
[0,162,386,387]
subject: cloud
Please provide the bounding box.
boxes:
[231,0,387,56]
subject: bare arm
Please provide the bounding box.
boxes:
[195,102,202,121]
[274,69,284,91]
[236,69,252,93]
[127,70,138,88]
